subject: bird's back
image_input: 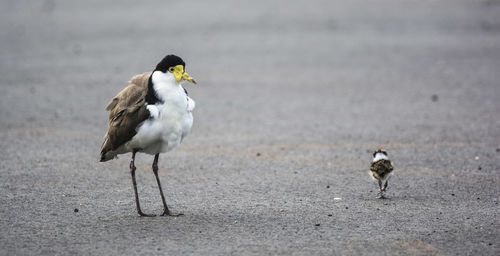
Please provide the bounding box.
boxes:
[100,72,152,161]
[370,159,394,179]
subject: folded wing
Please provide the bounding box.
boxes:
[100,72,152,161]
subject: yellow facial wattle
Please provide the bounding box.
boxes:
[170,65,197,84]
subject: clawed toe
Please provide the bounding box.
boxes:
[376,191,387,199]
[160,211,184,217]
[376,194,389,199]
[138,211,156,217]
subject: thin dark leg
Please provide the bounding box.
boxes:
[152,154,183,216]
[377,179,386,199]
[130,150,155,217]
[382,180,388,192]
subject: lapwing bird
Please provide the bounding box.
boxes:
[369,149,394,199]
[100,55,197,217]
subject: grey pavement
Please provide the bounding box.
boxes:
[1,0,499,255]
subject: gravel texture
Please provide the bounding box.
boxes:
[1,0,499,255]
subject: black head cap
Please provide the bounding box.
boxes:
[373,149,388,157]
[154,55,185,72]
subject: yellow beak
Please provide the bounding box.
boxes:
[172,65,197,84]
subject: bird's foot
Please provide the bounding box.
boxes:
[376,191,387,199]
[160,210,184,217]
[137,211,156,217]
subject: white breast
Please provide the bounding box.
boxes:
[127,71,195,154]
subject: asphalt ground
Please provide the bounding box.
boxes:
[1,0,499,255]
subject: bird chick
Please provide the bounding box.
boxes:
[369,149,394,199]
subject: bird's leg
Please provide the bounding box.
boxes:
[152,154,183,217]
[130,150,155,217]
[382,180,388,192]
[377,180,386,199]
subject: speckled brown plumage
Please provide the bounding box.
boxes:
[370,159,393,181]
[100,72,152,162]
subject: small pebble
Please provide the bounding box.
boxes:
[74,208,79,213]
[496,148,500,152]
[451,193,455,196]
[345,207,349,209]
[431,94,439,102]
[315,223,320,227]
[474,156,479,160]
[478,166,482,170]
[326,185,330,189]
[328,214,333,217]
[256,153,261,157]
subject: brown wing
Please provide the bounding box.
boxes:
[370,159,394,177]
[100,72,152,161]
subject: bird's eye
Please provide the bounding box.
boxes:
[168,67,174,72]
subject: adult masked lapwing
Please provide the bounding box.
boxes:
[100,54,197,216]
[369,149,394,199]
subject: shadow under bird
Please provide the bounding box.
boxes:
[100,55,197,217]
[369,149,394,199]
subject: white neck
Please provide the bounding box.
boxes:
[373,153,388,162]
[151,71,180,102]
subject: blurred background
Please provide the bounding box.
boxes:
[1,0,499,255]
